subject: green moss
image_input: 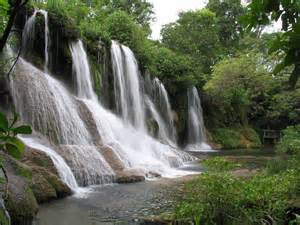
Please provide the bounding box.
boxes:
[89,55,102,96]
[211,127,261,149]
[16,164,32,180]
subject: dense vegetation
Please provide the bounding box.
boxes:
[174,126,300,224]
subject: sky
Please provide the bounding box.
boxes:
[148,0,281,40]
[148,0,207,40]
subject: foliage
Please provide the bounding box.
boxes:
[207,0,245,51]
[267,89,300,127]
[205,53,274,125]
[277,125,300,155]
[266,155,300,175]
[242,0,300,88]
[0,0,8,35]
[105,10,146,49]
[203,157,241,172]
[103,0,154,34]
[176,168,299,225]
[161,9,220,75]
[0,111,32,159]
[211,127,261,149]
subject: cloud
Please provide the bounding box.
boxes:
[149,0,206,40]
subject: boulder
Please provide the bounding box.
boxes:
[30,166,71,203]
[21,147,71,203]
[116,169,146,184]
[0,154,38,225]
[99,146,125,172]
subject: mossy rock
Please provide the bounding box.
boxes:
[22,148,72,202]
[0,154,38,224]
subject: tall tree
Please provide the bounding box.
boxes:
[103,0,154,34]
[207,0,245,50]
[161,9,220,75]
[242,0,300,88]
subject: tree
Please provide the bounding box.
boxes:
[0,0,29,52]
[242,0,300,88]
[207,0,245,51]
[161,9,220,75]
[204,53,274,125]
[103,0,154,34]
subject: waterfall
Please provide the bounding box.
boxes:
[19,136,79,191]
[22,9,50,72]
[70,40,193,177]
[70,40,96,100]
[145,96,176,147]
[110,41,146,131]
[186,87,211,151]
[11,58,114,186]
[152,78,176,143]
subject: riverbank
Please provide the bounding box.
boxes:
[32,149,276,225]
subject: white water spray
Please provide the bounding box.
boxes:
[186,87,211,151]
[111,41,146,131]
[22,9,50,72]
[152,78,176,143]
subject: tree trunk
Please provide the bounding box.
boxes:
[289,64,300,89]
[0,0,28,52]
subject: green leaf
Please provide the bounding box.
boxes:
[10,110,19,129]
[273,62,286,74]
[12,125,32,135]
[0,112,8,132]
[5,141,24,159]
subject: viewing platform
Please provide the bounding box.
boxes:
[262,129,283,143]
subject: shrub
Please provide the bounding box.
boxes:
[175,170,299,225]
[277,125,300,155]
[211,127,261,149]
[202,157,241,172]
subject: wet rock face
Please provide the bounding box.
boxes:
[76,99,102,145]
[99,146,125,172]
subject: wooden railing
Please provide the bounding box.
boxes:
[262,129,282,143]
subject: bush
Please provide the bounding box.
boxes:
[175,170,299,225]
[211,127,261,149]
[277,125,300,155]
[202,157,241,172]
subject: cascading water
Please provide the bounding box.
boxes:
[22,9,50,72]
[70,40,193,177]
[152,78,176,143]
[11,58,114,186]
[145,96,176,147]
[186,86,211,151]
[110,41,146,131]
[70,40,96,100]
[12,10,195,188]
[19,136,79,191]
